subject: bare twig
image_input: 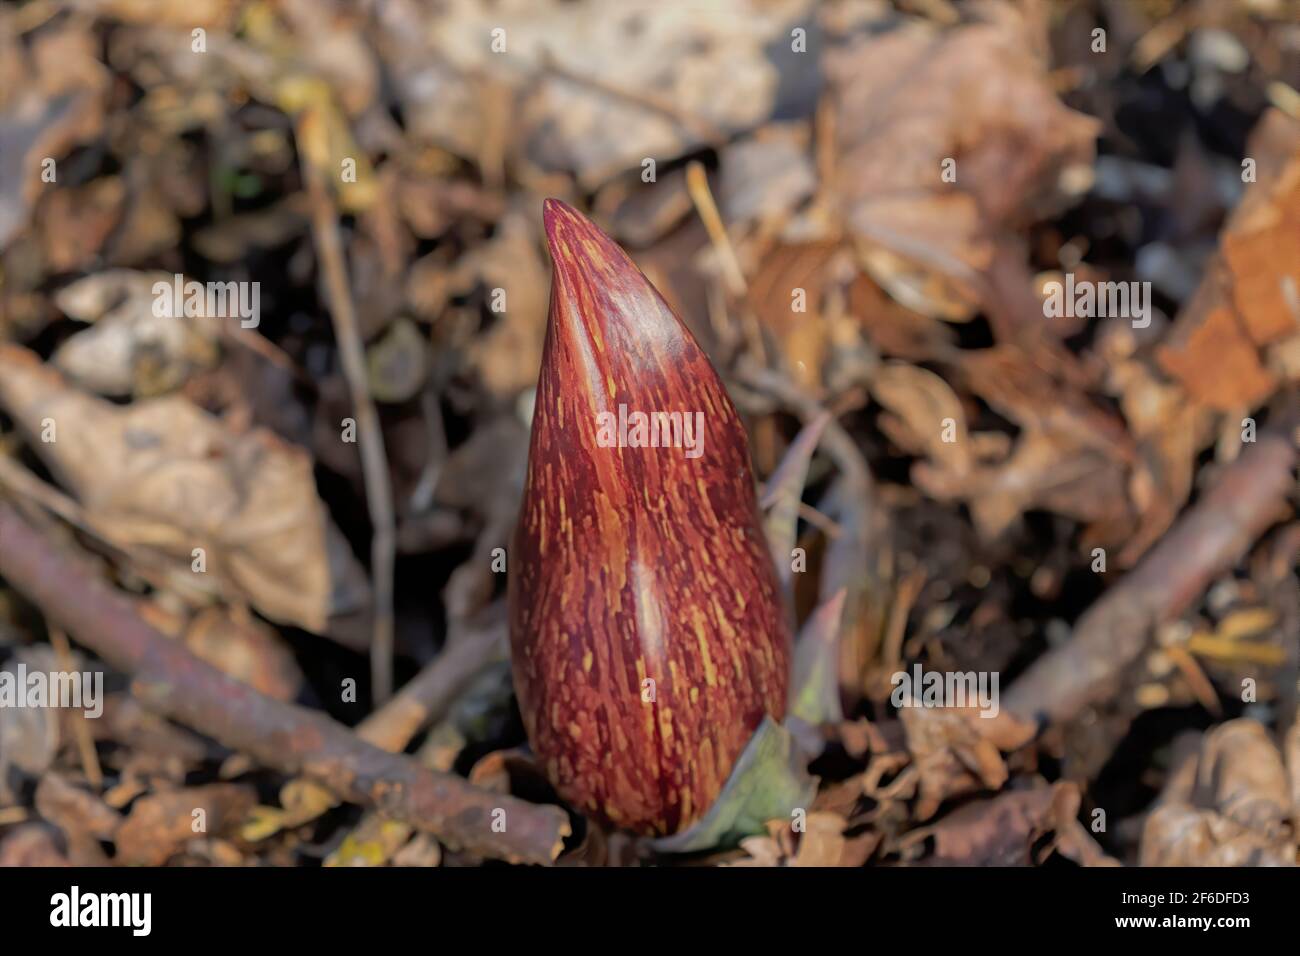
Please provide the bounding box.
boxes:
[298,113,397,703]
[0,502,569,864]
[1005,412,1299,725]
[48,626,103,788]
[686,161,749,297]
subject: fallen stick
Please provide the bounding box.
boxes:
[0,502,569,865]
[259,608,511,836]
[1005,416,1299,725]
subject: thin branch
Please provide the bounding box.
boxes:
[0,502,569,864]
[298,112,397,703]
[1005,409,1300,725]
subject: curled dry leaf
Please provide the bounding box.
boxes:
[0,345,368,633]
[52,270,220,397]
[1141,804,1293,867]
[34,773,121,865]
[916,347,1134,540]
[1100,323,1206,565]
[898,702,1037,820]
[114,783,257,866]
[869,362,973,481]
[1191,720,1292,838]
[904,785,1051,866]
[826,5,1098,319]
[1140,719,1295,866]
[0,21,105,253]
[719,130,817,228]
[790,811,848,867]
[747,241,840,389]
[903,781,1116,867]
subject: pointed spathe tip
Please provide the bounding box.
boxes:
[541,197,581,246]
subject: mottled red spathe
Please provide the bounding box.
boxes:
[508,199,789,836]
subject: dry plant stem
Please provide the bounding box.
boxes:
[732,357,872,493]
[300,136,397,703]
[1005,420,1299,725]
[49,626,103,788]
[0,503,569,864]
[685,161,748,296]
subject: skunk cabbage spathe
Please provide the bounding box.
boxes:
[508,199,789,836]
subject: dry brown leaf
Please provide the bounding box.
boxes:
[34,773,121,865]
[791,811,849,867]
[1101,327,1207,565]
[898,702,1036,820]
[1157,109,1300,409]
[0,345,368,633]
[748,241,838,388]
[1192,721,1292,838]
[114,783,257,866]
[916,423,1129,541]
[1157,295,1279,410]
[458,209,551,401]
[902,782,1115,866]
[870,361,973,479]
[720,130,816,227]
[1140,719,1295,866]
[0,22,105,251]
[848,274,956,363]
[1140,804,1293,867]
[0,824,69,867]
[909,786,1054,866]
[381,0,812,188]
[52,270,221,398]
[826,6,1098,319]
[903,346,1135,540]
